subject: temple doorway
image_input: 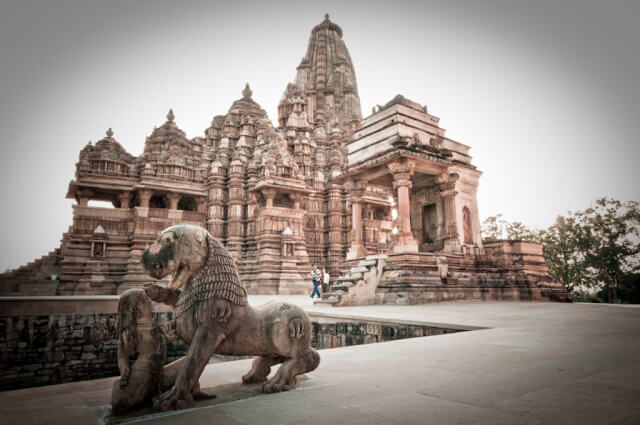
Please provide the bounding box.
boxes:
[422,203,438,244]
[462,206,472,244]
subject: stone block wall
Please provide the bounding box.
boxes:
[0,312,186,392]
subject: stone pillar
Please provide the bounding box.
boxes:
[118,191,132,209]
[395,180,412,234]
[196,196,207,214]
[327,183,345,280]
[438,173,460,253]
[263,188,276,208]
[352,199,363,242]
[138,190,152,208]
[346,179,368,260]
[291,192,303,210]
[388,159,419,253]
[227,162,246,259]
[207,162,226,241]
[167,193,181,210]
[76,189,93,206]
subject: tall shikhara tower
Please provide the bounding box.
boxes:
[276,14,363,284]
[279,14,362,135]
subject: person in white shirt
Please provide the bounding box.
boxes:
[322,268,330,293]
[309,264,321,298]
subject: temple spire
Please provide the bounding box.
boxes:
[167,109,175,122]
[242,83,253,99]
[278,14,361,133]
[106,128,114,138]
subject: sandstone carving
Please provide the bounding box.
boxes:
[111,288,167,414]
[140,224,320,411]
[111,287,211,414]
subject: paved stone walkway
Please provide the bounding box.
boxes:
[1,297,639,425]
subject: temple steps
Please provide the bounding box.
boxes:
[316,255,387,306]
[0,248,62,295]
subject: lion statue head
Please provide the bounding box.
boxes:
[141,224,209,289]
[141,224,248,311]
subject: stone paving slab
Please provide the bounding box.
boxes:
[1,297,640,425]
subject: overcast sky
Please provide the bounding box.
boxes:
[0,0,638,271]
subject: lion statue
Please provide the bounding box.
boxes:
[141,224,320,411]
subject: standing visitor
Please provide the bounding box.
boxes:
[322,268,330,293]
[309,264,321,298]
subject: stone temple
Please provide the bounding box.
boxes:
[0,15,569,304]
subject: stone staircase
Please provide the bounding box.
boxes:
[0,248,62,295]
[315,254,387,306]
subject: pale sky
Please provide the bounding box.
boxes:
[1,0,638,272]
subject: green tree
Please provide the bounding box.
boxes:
[481,214,537,241]
[482,199,640,302]
[505,221,538,241]
[481,214,507,240]
[576,198,640,303]
[538,214,591,295]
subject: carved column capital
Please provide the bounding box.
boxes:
[354,179,368,191]
[138,189,152,201]
[138,189,152,209]
[118,191,132,209]
[345,178,367,201]
[290,192,304,210]
[76,188,94,206]
[261,188,277,200]
[440,189,458,199]
[343,178,354,193]
[167,192,181,210]
[392,178,412,190]
[387,158,415,177]
[438,173,459,198]
[262,188,277,207]
[436,171,459,185]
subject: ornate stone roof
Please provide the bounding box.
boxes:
[227,83,268,118]
[256,118,301,179]
[143,109,199,167]
[312,13,343,37]
[80,128,135,163]
[75,128,136,178]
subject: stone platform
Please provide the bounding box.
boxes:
[322,243,570,307]
[1,296,639,425]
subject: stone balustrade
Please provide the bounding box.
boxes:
[73,205,134,220]
[85,159,133,177]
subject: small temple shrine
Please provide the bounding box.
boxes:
[0,15,569,304]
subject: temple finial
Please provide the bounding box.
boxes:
[167,109,175,122]
[242,83,252,99]
[106,128,114,138]
[324,13,330,21]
